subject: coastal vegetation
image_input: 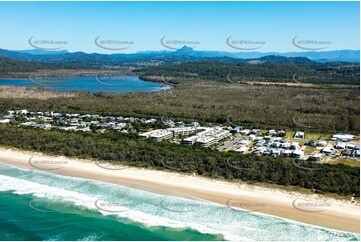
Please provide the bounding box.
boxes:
[136,60,360,85]
[0,57,90,74]
[0,56,359,199]
[0,81,359,134]
[0,125,359,196]
[1,56,359,85]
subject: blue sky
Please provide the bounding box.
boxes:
[0,1,359,53]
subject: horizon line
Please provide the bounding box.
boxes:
[3,48,361,56]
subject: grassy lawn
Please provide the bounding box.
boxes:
[286,132,333,140]
[285,131,295,138]
[259,129,268,136]
[304,147,318,154]
[329,158,360,168]
[306,133,333,141]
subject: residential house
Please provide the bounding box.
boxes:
[294,131,305,139]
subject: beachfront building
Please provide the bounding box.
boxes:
[167,127,198,137]
[196,136,216,147]
[182,127,231,147]
[139,129,173,141]
[182,136,198,145]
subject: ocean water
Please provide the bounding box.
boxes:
[0,76,171,94]
[0,162,359,241]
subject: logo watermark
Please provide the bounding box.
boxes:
[160,36,199,50]
[28,73,65,87]
[29,198,67,213]
[226,198,266,213]
[292,73,307,84]
[227,158,257,171]
[292,113,335,129]
[160,116,176,127]
[28,36,68,51]
[160,157,197,171]
[291,84,357,132]
[94,36,134,51]
[28,156,68,170]
[226,115,267,128]
[4,233,15,238]
[94,149,134,170]
[160,198,202,213]
[329,232,355,238]
[160,73,176,86]
[94,199,131,213]
[227,74,245,85]
[292,159,323,171]
[94,75,136,86]
[226,36,265,51]
[292,36,331,51]
[226,116,240,128]
[292,198,331,213]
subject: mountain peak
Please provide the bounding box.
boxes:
[16,49,69,55]
[176,45,194,52]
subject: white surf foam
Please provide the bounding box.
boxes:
[0,175,241,240]
[0,163,359,241]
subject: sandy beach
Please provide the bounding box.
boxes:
[0,147,359,233]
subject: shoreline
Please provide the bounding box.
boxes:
[0,73,173,86]
[0,147,359,233]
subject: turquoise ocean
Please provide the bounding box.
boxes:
[0,162,359,241]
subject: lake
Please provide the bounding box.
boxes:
[0,76,171,94]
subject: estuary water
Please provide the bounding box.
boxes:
[0,76,171,94]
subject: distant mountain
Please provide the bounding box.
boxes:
[256,55,316,65]
[176,45,194,53]
[230,50,360,63]
[16,49,69,55]
[1,55,359,86]
[0,48,36,60]
[134,47,359,63]
[0,47,359,65]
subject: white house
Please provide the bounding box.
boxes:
[16,110,28,115]
[236,146,249,154]
[335,143,346,149]
[322,147,334,156]
[292,150,305,159]
[294,131,305,139]
[281,142,291,149]
[140,129,173,141]
[290,142,300,150]
[332,134,354,142]
[0,119,10,124]
[240,129,250,135]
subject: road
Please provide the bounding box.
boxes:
[217,134,243,151]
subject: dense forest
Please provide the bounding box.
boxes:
[0,125,359,196]
[0,57,91,74]
[1,55,359,86]
[0,81,359,134]
[136,61,360,85]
